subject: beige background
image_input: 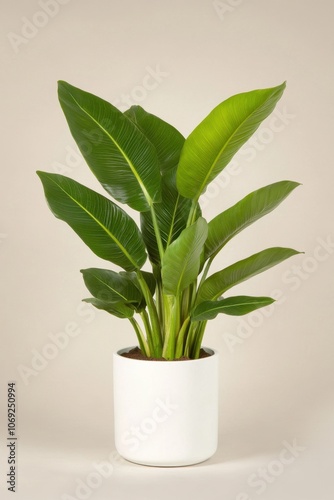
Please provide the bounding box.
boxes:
[1,0,333,498]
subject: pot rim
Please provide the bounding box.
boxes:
[114,345,218,362]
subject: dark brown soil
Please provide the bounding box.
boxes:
[121,346,212,361]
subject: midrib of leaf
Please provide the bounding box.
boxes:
[196,95,275,200]
[68,92,153,206]
[166,193,182,248]
[210,299,269,310]
[92,275,130,302]
[173,243,197,297]
[211,204,273,257]
[50,177,139,269]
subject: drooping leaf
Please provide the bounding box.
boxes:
[162,217,208,296]
[177,83,286,201]
[37,172,146,271]
[83,297,134,319]
[81,268,142,304]
[197,247,301,303]
[204,181,301,260]
[58,81,161,212]
[191,295,275,321]
[125,105,196,263]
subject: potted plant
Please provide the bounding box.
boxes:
[37,81,300,466]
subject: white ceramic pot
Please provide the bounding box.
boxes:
[113,346,219,467]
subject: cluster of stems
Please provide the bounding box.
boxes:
[129,200,209,360]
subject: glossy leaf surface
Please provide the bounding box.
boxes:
[197,247,300,303]
[177,83,286,200]
[58,81,161,211]
[204,181,300,260]
[192,295,275,321]
[162,217,208,296]
[37,172,147,271]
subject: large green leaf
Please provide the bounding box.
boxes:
[177,83,286,201]
[58,81,161,212]
[124,105,184,174]
[197,247,301,303]
[191,296,275,321]
[125,105,195,263]
[121,270,156,297]
[204,181,300,260]
[83,297,134,319]
[141,170,196,263]
[37,172,147,271]
[81,268,142,304]
[162,217,208,296]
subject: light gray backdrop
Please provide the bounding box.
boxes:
[1,0,333,499]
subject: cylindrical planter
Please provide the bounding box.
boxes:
[113,346,219,467]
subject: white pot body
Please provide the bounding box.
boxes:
[113,346,219,467]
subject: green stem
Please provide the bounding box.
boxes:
[150,205,165,262]
[186,199,198,227]
[175,316,191,358]
[136,270,162,356]
[184,321,198,358]
[140,310,154,354]
[192,320,208,358]
[129,317,150,357]
[198,256,213,290]
[162,294,180,359]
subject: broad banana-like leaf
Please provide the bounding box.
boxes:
[83,297,134,319]
[37,172,147,271]
[125,105,195,263]
[197,247,301,303]
[58,81,161,212]
[177,83,286,201]
[124,105,184,174]
[191,295,275,321]
[204,181,300,260]
[162,217,208,296]
[141,170,196,263]
[81,268,142,304]
[121,270,156,297]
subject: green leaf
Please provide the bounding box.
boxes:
[141,170,196,263]
[37,172,146,271]
[83,298,134,319]
[162,217,208,296]
[125,105,196,263]
[121,270,156,297]
[81,268,142,304]
[191,296,275,321]
[204,181,301,260]
[58,81,161,212]
[177,83,286,201]
[197,247,301,303]
[124,105,184,174]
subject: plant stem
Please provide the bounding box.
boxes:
[136,270,163,357]
[140,310,154,354]
[129,317,150,357]
[184,321,198,357]
[186,199,198,227]
[150,205,165,262]
[162,294,180,359]
[198,256,213,290]
[192,320,208,358]
[175,316,190,358]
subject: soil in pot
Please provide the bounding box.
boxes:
[121,347,212,361]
